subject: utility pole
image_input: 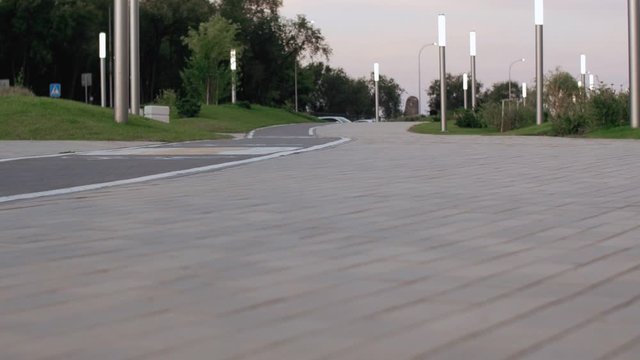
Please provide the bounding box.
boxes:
[114,0,129,123]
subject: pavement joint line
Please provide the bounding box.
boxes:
[0,142,167,163]
[0,137,350,204]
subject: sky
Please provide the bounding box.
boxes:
[281,0,629,109]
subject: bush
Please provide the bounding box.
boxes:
[0,86,35,97]
[551,110,588,136]
[235,101,252,110]
[153,89,177,107]
[455,110,484,128]
[176,92,201,118]
[587,88,627,129]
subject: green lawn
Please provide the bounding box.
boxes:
[585,126,640,139]
[410,121,498,135]
[0,96,315,141]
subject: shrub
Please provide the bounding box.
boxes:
[551,109,588,136]
[235,101,251,110]
[455,110,484,128]
[477,101,536,132]
[176,92,201,118]
[587,88,627,129]
[0,86,35,97]
[153,89,177,107]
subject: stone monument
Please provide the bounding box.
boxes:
[404,96,419,116]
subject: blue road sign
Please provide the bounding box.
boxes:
[49,83,61,98]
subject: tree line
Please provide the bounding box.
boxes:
[0,0,403,118]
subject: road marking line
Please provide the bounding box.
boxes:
[0,138,350,204]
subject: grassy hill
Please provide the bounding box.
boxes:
[0,96,315,141]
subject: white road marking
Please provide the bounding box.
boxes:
[0,138,350,204]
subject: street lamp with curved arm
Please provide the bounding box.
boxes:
[509,58,526,100]
[418,42,438,115]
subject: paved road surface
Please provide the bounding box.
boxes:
[0,123,341,199]
[2,123,640,360]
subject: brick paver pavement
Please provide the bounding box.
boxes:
[1,123,640,359]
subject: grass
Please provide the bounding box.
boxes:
[410,121,498,135]
[585,126,640,139]
[0,96,315,141]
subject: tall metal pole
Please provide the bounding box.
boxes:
[108,6,113,108]
[114,0,129,123]
[580,54,587,99]
[463,73,468,110]
[230,49,237,104]
[130,0,140,115]
[100,32,107,107]
[630,0,640,128]
[438,14,447,132]
[294,61,298,112]
[374,63,380,123]
[470,31,477,110]
[535,0,544,126]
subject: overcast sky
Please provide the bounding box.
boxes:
[281,0,629,104]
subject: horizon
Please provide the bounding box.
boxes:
[282,0,630,106]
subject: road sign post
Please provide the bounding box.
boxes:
[49,84,62,98]
[81,73,93,104]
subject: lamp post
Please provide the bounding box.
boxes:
[535,0,544,126]
[630,0,640,128]
[509,58,526,101]
[130,0,140,115]
[522,82,528,106]
[114,0,129,123]
[230,49,237,104]
[470,31,478,110]
[99,33,107,108]
[463,73,469,110]
[374,63,380,122]
[438,14,447,132]
[418,42,437,115]
[589,73,595,91]
[580,54,587,97]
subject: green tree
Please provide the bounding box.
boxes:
[182,15,241,105]
[377,75,404,119]
[427,73,483,114]
[481,81,521,104]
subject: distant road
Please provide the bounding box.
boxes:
[0,123,347,202]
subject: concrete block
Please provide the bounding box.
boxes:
[143,105,170,123]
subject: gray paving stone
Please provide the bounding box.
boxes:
[2,124,640,359]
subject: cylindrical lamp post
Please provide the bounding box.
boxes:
[114,0,129,123]
[230,49,237,104]
[418,42,437,116]
[463,73,469,110]
[99,33,107,108]
[522,82,527,106]
[535,0,544,126]
[630,0,640,128]
[438,14,447,132]
[374,63,380,122]
[470,31,477,110]
[130,0,140,115]
[580,54,587,97]
[589,73,595,91]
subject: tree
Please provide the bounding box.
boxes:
[182,15,241,104]
[377,75,404,119]
[545,69,580,118]
[481,81,521,104]
[427,73,483,114]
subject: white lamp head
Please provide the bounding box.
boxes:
[99,33,106,59]
[438,14,446,47]
[521,58,526,63]
[589,74,595,90]
[522,82,527,98]
[230,49,237,71]
[374,63,380,82]
[470,31,477,56]
[535,0,544,25]
[580,54,587,75]
[463,73,468,90]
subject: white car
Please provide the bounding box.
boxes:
[318,116,352,124]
